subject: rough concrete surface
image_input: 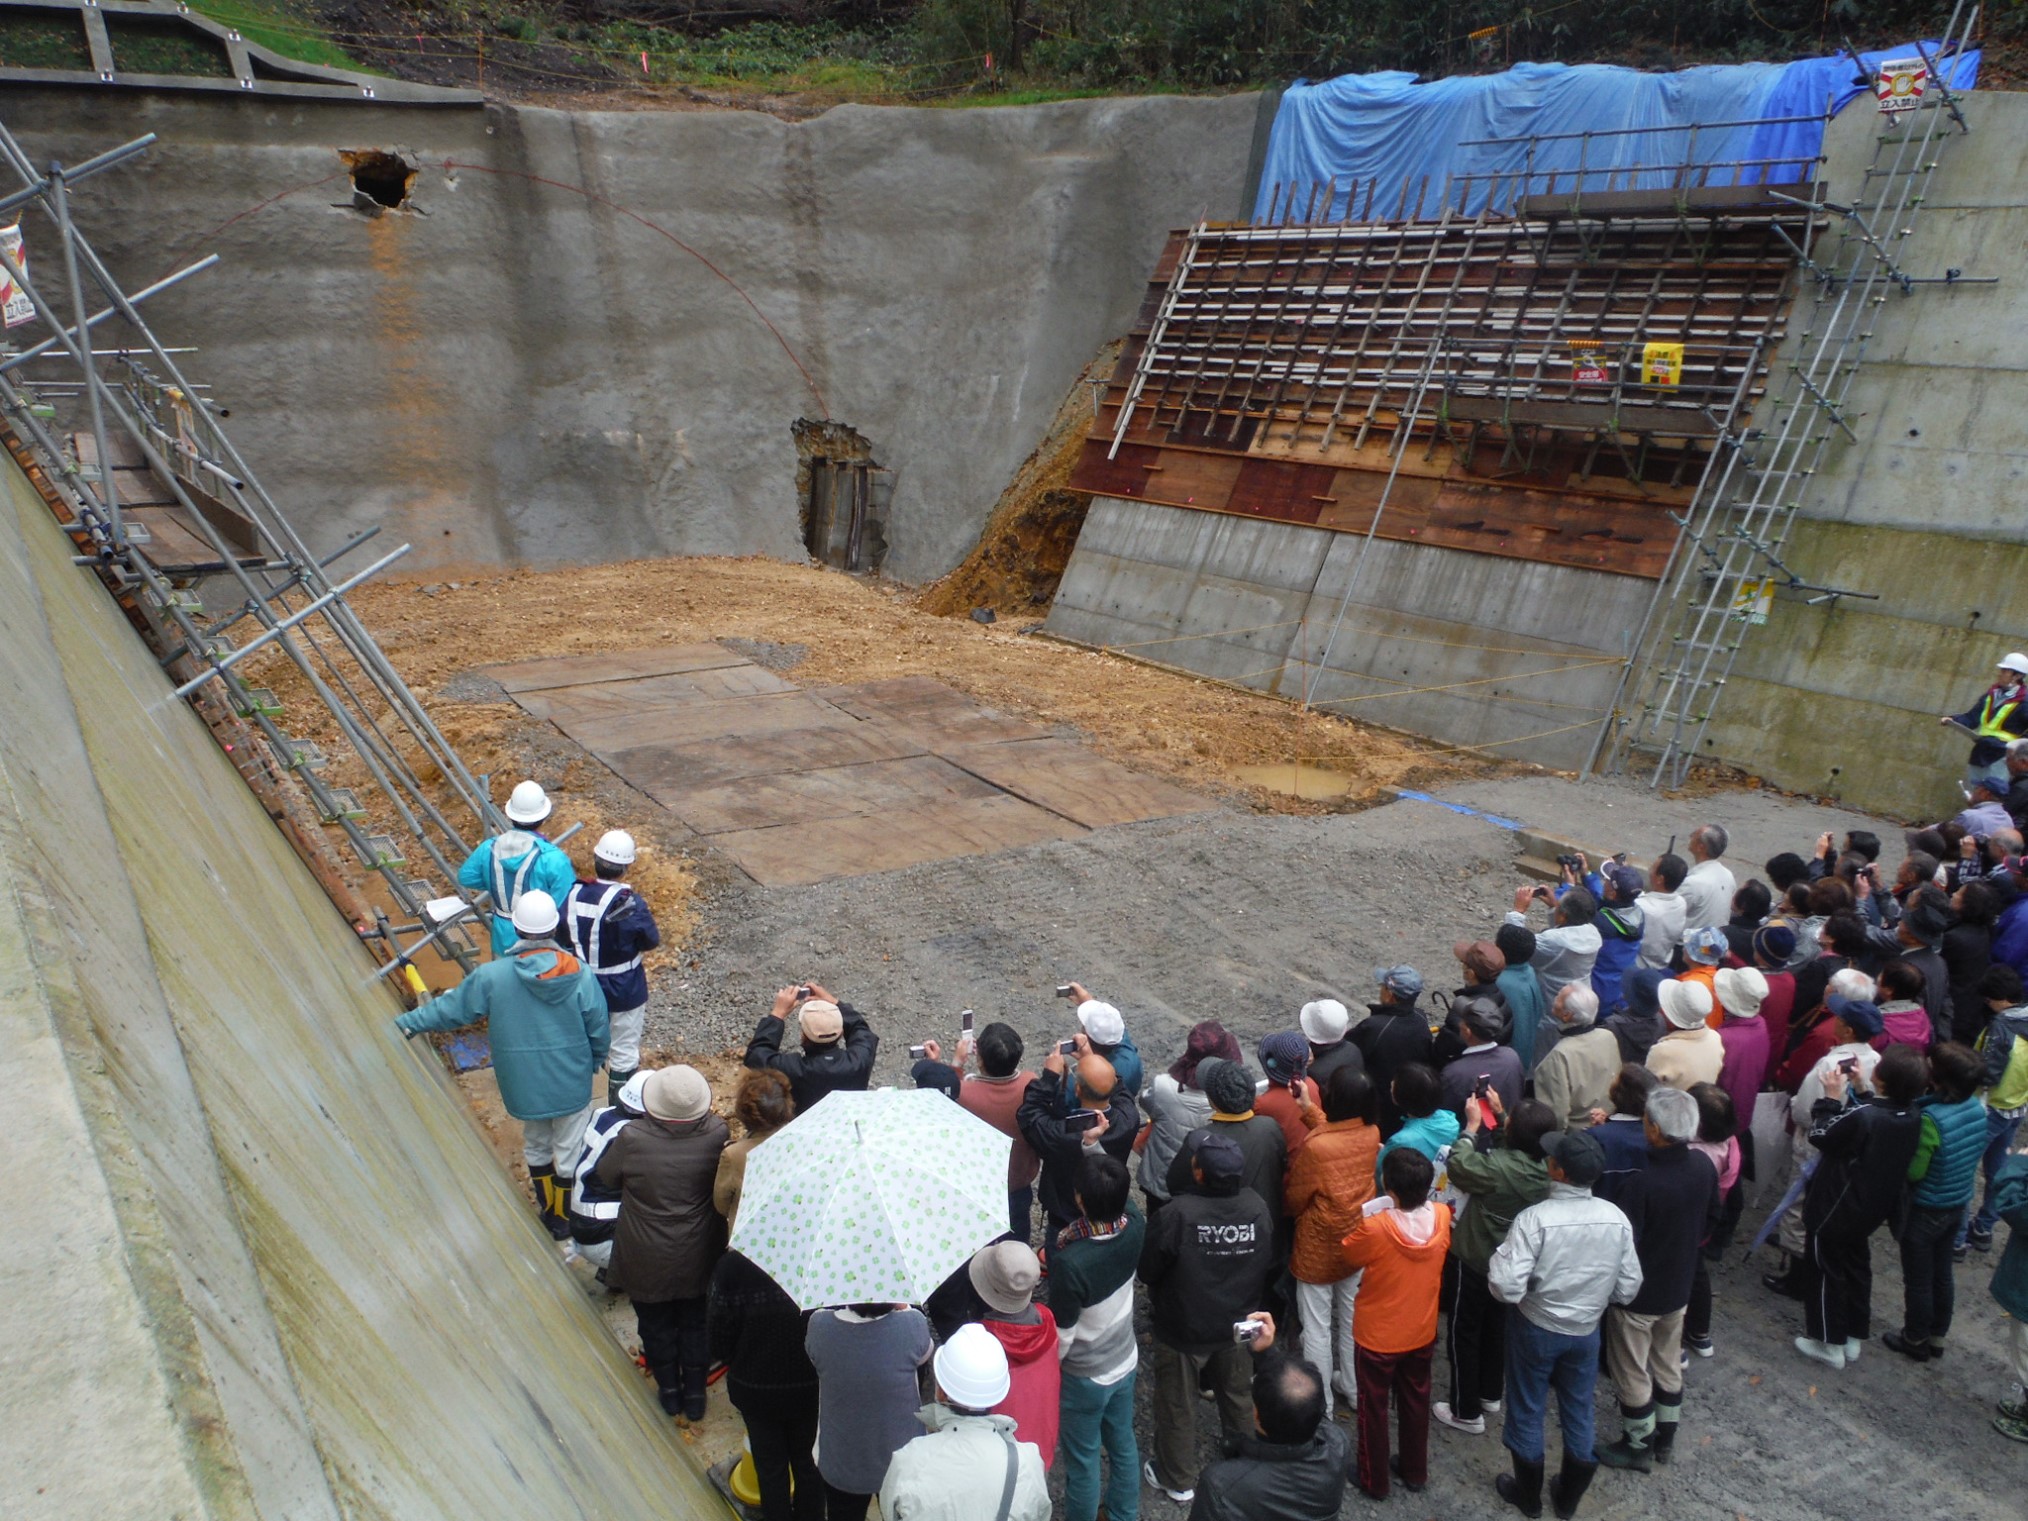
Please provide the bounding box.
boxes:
[8,86,1258,584]
[652,770,2025,1521]
[0,450,725,1518]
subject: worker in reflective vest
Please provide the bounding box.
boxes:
[1944,654,2028,788]
[561,829,662,1098]
[457,779,578,956]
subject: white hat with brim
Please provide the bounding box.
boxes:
[1658,979,1715,1030]
[1299,998,1350,1044]
[1714,965,1768,1019]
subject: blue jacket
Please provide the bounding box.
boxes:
[1993,897,2028,985]
[1376,1109,1462,1179]
[559,878,661,1014]
[1911,1093,1987,1211]
[1989,1154,2028,1321]
[397,946,608,1120]
[1498,966,1548,1072]
[1090,1028,1143,1102]
[458,831,578,956]
[1590,904,1645,1017]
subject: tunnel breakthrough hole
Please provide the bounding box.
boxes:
[342,149,414,211]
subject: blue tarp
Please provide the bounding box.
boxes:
[1254,46,1979,222]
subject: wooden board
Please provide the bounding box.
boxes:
[809,677,1047,746]
[482,643,751,694]
[710,794,1088,887]
[942,738,1213,829]
[512,664,796,724]
[571,691,856,755]
[604,722,933,799]
[661,754,1000,835]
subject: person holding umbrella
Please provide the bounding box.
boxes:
[807,1298,935,1518]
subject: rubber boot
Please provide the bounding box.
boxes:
[532,1166,571,1240]
[1595,1408,1655,1473]
[681,1361,708,1425]
[1651,1397,1681,1465]
[1552,1457,1598,1520]
[1495,1453,1546,1518]
[607,1067,636,1106]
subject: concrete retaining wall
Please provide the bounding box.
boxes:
[0,448,721,1517]
[7,86,1259,584]
[1047,495,1647,770]
[1698,90,2028,816]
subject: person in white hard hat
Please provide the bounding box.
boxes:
[456,778,577,957]
[560,829,662,1099]
[877,1323,1051,1521]
[396,888,609,1238]
[1943,653,2028,790]
[564,1068,652,1270]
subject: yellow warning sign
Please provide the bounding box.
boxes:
[1641,341,1684,387]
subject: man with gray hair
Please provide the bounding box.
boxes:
[2002,738,2028,827]
[1678,825,1736,933]
[1533,986,1621,1132]
[1595,1087,1719,1474]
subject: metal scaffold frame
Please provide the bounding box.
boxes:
[0,117,499,974]
[1591,2,1986,788]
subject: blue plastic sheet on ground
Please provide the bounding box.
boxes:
[1254,46,1979,223]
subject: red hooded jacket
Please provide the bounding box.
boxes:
[982,1308,1060,1468]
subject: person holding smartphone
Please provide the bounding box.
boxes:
[1017,1046,1137,1242]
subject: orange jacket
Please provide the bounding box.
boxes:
[1283,1117,1380,1284]
[1341,1204,1452,1355]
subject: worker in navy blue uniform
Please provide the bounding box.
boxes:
[458,778,577,957]
[1943,653,2028,790]
[561,829,662,1099]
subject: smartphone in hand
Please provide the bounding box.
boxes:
[1065,1108,1103,1133]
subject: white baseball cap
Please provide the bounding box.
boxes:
[593,829,636,866]
[1077,1000,1125,1045]
[504,779,553,825]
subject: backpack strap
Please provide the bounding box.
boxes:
[993,1427,1020,1521]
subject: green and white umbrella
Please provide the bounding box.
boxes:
[728,1087,1012,1310]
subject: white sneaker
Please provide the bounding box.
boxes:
[1432,1401,1487,1435]
[1144,1460,1193,1504]
[1482,1398,1503,1414]
[1844,1338,1863,1362]
[1793,1336,1847,1370]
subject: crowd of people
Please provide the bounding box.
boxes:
[395,776,2028,1519]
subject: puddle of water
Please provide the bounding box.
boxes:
[1231,762,1355,800]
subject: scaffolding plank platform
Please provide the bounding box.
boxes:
[943,738,1213,829]
[660,754,1001,835]
[1514,183,1828,220]
[482,643,751,694]
[512,664,797,724]
[709,794,1087,887]
[497,652,1211,884]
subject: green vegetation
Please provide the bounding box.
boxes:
[105,18,235,77]
[189,0,364,73]
[0,12,94,71]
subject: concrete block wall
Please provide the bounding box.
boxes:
[6,86,1259,584]
[1047,495,1649,769]
[1698,89,2028,816]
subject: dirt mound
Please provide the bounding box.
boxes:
[918,341,1116,620]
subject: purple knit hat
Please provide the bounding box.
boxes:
[1258,1030,1312,1085]
[1171,1020,1243,1088]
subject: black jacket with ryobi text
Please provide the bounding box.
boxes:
[1138,1182,1275,1353]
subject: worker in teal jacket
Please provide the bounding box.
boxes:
[458,778,577,956]
[397,889,609,1237]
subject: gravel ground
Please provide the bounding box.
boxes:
[636,770,2026,1521]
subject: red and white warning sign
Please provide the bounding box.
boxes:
[1877,57,1927,114]
[0,225,32,328]
[1571,341,1611,386]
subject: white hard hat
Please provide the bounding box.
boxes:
[933,1323,1011,1410]
[615,1070,652,1113]
[510,889,560,938]
[593,829,636,866]
[2000,652,2028,676]
[504,780,552,825]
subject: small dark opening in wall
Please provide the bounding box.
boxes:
[341,150,414,211]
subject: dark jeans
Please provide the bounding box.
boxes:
[730,1381,822,1521]
[1687,1256,1714,1343]
[635,1295,709,1418]
[1900,1203,1966,1343]
[1009,1184,1034,1245]
[1800,1227,1873,1345]
[1503,1310,1599,1465]
[1962,1109,2024,1241]
[1355,1340,1433,1498]
[822,1484,871,1521]
[1445,1257,1505,1420]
